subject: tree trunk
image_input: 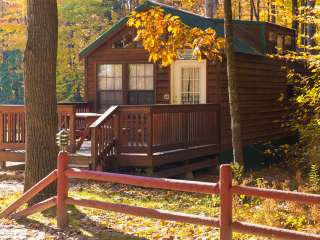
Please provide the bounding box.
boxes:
[306,0,316,52]
[205,0,219,18]
[271,0,276,23]
[291,0,299,31]
[300,0,307,49]
[205,0,213,18]
[24,0,58,203]
[223,0,244,165]
[250,0,260,21]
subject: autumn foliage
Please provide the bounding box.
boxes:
[127,7,224,66]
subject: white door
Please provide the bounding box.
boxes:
[171,60,207,104]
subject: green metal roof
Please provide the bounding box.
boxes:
[79,0,272,58]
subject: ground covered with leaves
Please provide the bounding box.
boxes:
[0,166,319,240]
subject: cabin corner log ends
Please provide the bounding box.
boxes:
[1,148,320,240]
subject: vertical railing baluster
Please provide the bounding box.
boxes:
[147,107,153,159]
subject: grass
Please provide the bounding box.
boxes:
[0,166,319,239]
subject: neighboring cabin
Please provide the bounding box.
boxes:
[80,0,297,155]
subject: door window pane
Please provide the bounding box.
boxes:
[181,66,200,104]
[129,64,154,90]
[97,64,122,90]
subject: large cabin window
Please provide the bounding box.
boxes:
[284,35,293,50]
[276,34,284,52]
[128,64,154,104]
[97,64,123,112]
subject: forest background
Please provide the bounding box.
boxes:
[1,0,320,176]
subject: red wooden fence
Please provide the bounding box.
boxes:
[1,144,320,239]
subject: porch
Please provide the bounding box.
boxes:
[0,103,221,177]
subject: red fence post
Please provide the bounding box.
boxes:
[220,164,233,240]
[56,130,69,229]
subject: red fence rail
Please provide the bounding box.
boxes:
[1,145,320,240]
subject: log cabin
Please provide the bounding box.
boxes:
[79,1,297,172]
[0,1,301,177]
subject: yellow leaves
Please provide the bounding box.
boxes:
[127,7,224,66]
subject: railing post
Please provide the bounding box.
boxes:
[91,127,98,170]
[69,105,76,153]
[56,130,69,229]
[220,164,233,240]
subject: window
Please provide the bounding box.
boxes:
[97,64,123,112]
[276,35,284,51]
[97,64,122,90]
[128,64,154,104]
[268,31,277,42]
[284,35,293,50]
[129,64,154,90]
[181,66,200,104]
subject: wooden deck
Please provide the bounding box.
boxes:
[0,103,221,177]
[90,104,221,176]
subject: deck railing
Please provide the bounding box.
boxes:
[90,106,119,170]
[58,101,91,113]
[1,143,319,240]
[0,104,77,152]
[58,101,91,130]
[90,104,221,170]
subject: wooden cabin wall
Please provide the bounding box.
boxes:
[217,54,289,150]
[84,27,171,111]
[207,61,220,103]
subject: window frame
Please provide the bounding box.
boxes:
[95,61,156,110]
[128,63,154,91]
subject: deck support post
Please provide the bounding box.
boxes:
[57,150,69,229]
[219,164,233,240]
[56,130,70,229]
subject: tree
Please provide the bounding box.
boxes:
[306,0,316,52]
[205,0,214,17]
[291,0,298,31]
[57,0,111,101]
[24,0,59,202]
[127,7,224,67]
[205,0,219,18]
[0,50,24,104]
[224,0,244,164]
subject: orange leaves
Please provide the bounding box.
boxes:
[128,7,224,66]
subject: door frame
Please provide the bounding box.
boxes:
[170,60,207,104]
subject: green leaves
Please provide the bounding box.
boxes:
[0,50,24,104]
[56,0,112,101]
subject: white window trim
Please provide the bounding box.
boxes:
[170,60,207,104]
